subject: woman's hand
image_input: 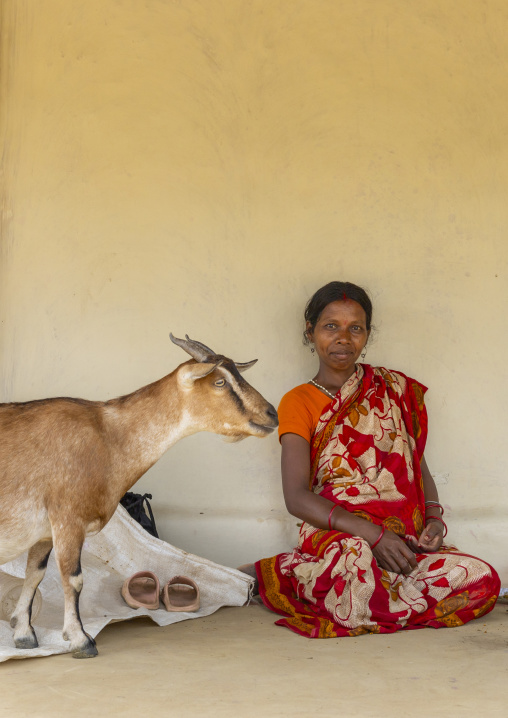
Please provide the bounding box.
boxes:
[372,529,418,575]
[417,519,444,553]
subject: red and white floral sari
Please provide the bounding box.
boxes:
[256,365,500,638]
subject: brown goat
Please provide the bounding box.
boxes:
[0,335,278,658]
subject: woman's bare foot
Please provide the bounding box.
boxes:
[237,563,259,595]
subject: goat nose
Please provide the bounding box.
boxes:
[266,404,279,425]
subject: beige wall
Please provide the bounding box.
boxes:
[1,1,507,580]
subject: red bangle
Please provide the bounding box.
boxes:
[426,515,448,537]
[328,504,340,530]
[370,525,385,550]
[425,501,444,515]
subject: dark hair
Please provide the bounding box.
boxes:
[303,281,373,344]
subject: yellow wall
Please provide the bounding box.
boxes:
[2,1,507,580]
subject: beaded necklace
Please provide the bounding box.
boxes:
[309,379,336,400]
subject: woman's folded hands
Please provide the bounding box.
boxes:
[372,529,418,575]
[372,520,445,575]
[404,521,444,555]
[415,519,444,552]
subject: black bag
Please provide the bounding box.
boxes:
[120,492,159,538]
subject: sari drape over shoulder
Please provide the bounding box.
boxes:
[256,365,500,638]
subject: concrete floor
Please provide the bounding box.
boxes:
[1,602,507,718]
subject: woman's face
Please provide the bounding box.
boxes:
[307,300,370,375]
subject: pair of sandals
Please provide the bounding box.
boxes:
[121,572,200,612]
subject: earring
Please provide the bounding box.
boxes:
[310,345,315,354]
[360,349,367,359]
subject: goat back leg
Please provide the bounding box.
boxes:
[11,539,53,650]
[52,524,98,659]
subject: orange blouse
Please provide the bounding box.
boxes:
[277,384,331,443]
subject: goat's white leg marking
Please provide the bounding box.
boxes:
[11,539,53,650]
[52,525,98,659]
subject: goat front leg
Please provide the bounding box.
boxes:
[11,539,53,649]
[52,524,98,659]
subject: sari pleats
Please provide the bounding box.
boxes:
[257,535,500,638]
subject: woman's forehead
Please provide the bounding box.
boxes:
[319,299,367,322]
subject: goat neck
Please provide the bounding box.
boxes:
[103,368,191,489]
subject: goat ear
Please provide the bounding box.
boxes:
[235,359,258,373]
[178,360,224,389]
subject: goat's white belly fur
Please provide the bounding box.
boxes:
[0,510,52,565]
[0,513,108,565]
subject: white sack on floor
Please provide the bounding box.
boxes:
[0,505,253,662]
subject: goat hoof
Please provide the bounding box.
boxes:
[14,632,39,650]
[72,636,98,659]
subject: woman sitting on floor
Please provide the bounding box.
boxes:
[254,281,500,638]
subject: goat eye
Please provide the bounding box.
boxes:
[214,378,225,387]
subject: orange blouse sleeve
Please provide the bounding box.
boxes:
[278,385,330,443]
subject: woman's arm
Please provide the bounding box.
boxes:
[281,433,418,574]
[421,455,439,504]
[416,455,444,552]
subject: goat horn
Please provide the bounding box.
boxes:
[184,335,217,356]
[169,333,215,362]
[234,359,258,373]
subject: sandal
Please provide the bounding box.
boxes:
[161,576,200,612]
[121,571,160,610]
